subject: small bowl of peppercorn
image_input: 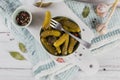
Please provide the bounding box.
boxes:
[12,6,32,28]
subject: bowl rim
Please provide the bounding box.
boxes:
[11,6,32,28]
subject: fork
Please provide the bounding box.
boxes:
[50,19,91,49]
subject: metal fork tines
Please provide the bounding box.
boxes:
[50,19,63,31]
[50,19,91,49]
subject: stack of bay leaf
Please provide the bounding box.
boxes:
[9,42,27,60]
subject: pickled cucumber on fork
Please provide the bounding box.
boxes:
[54,17,68,23]
[68,37,77,54]
[41,30,61,38]
[61,20,81,32]
[41,38,56,55]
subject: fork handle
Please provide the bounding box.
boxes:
[63,29,91,49]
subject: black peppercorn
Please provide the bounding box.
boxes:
[92,20,95,23]
[94,18,96,21]
[89,64,93,68]
[103,68,106,71]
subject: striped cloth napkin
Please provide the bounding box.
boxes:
[64,0,120,54]
[0,0,79,80]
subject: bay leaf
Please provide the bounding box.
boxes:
[35,2,52,7]
[19,43,27,53]
[9,51,26,60]
[82,6,90,18]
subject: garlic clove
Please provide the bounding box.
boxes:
[97,11,108,17]
[97,3,108,13]
[96,3,109,17]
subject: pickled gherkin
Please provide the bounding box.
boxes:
[61,20,80,32]
[54,17,68,23]
[62,34,69,55]
[54,17,81,32]
[56,47,61,54]
[41,38,56,54]
[68,37,77,54]
[42,11,51,30]
[41,30,61,38]
[53,33,67,47]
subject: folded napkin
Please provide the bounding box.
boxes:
[0,0,80,80]
[64,0,120,54]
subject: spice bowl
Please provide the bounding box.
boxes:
[12,6,32,28]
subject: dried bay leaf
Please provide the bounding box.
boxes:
[19,42,27,53]
[82,6,90,18]
[35,2,52,7]
[9,51,26,60]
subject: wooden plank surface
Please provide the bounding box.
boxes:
[0,2,120,80]
[0,69,34,80]
[1,24,120,80]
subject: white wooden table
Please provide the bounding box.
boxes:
[1,16,120,80]
[1,1,120,80]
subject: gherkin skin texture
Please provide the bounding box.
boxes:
[41,38,56,55]
[42,11,51,30]
[41,30,61,38]
[56,47,61,54]
[61,20,80,32]
[53,33,67,47]
[62,34,69,55]
[68,37,77,54]
[54,17,81,32]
